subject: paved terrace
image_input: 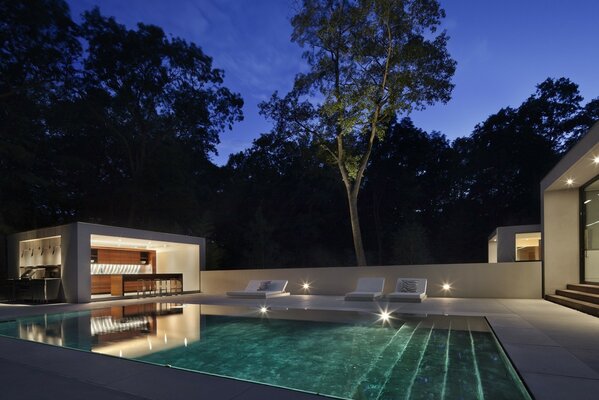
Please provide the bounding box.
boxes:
[1,294,598,400]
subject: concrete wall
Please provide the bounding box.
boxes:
[156,245,200,292]
[542,189,580,295]
[201,262,542,299]
[496,225,541,262]
[487,240,497,263]
[489,225,541,263]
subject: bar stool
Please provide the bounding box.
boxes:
[154,278,167,296]
[136,279,146,297]
[169,278,182,295]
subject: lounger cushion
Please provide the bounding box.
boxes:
[226,280,289,298]
[387,278,428,302]
[355,277,385,293]
[344,277,385,301]
[226,290,290,298]
[344,291,383,300]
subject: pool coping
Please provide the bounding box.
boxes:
[1,294,599,399]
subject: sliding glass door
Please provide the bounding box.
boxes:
[583,180,599,283]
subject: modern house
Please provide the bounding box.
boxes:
[542,121,599,313]
[488,224,542,263]
[5,222,205,303]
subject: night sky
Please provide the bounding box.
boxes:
[66,0,599,165]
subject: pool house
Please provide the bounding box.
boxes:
[4,222,205,303]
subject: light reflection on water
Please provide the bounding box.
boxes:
[0,304,531,400]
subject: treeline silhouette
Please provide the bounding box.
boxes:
[1,1,597,269]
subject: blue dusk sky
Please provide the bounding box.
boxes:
[67,0,599,165]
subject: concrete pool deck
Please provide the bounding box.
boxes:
[1,294,598,399]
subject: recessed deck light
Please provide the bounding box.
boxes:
[378,311,391,322]
[594,156,599,165]
[260,306,269,313]
[302,282,311,290]
[442,283,451,291]
[566,178,574,186]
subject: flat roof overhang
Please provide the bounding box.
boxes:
[541,121,599,192]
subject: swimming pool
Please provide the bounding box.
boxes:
[0,303,530,399]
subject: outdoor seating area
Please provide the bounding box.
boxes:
[226,280,290,298]
[344,277,385,301]
[225,277,429,302]
[387,278,428,303]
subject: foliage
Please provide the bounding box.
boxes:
[0,0,81,233]
[1,1,598,269]
[262,0,456,265]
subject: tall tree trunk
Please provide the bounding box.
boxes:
[345,184,367,266]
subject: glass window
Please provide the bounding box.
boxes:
[515,232,541,261]
[584,180,599,282]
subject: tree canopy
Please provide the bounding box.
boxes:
[0,0,243,234]
[261,0,456,265]
[1,0,598,270]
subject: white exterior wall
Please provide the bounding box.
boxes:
[202,262,542,299]
[542,189,580,295]
[156,245,200,292]
[489,225,541,263]
[488,241,498,263]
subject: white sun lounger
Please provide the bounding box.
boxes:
[226,280,290,298]
[387,278,427,302]
[344,277,385,301]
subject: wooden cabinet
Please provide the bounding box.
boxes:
[91,275,111,294]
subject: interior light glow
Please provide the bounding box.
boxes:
[442,283,451,291]
[585,199,592,204]
[184,337,188,347]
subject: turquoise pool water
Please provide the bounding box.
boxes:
[0,304,530,400]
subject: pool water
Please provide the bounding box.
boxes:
[0,304,530,400]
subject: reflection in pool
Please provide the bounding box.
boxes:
[0,304,531,400]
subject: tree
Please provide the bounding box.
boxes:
[216,131,350,268]
[363,117,456,264]
[451,107,559,259]
[517,77,584,153]
[0,0,80,233]
[261,0,455,265]
[54,8,244,229]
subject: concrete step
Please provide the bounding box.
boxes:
[567,283,599,295]
[546,294,599,317]
[556,289,599,305]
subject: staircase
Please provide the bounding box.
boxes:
[546,283,599,317]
